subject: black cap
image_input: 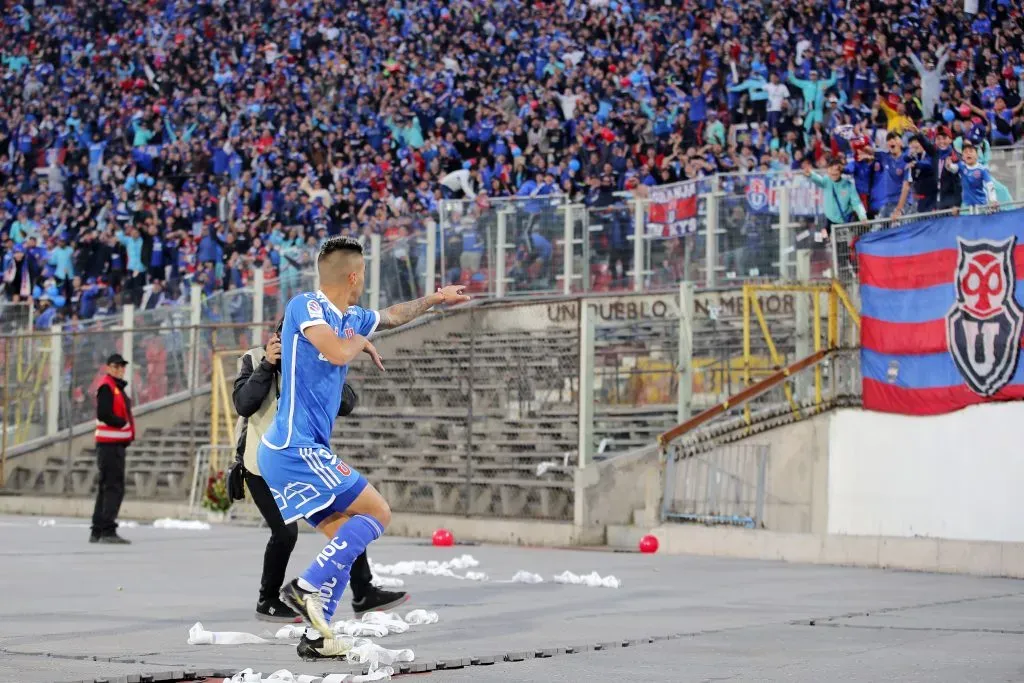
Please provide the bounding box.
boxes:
[106,353,129,366]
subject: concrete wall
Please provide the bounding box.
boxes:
[760,416,830,534]
[574,446,662,532]
[829,405,1024,543]
[646,523,1024,579]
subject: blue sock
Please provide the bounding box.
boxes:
[300,514,384,624]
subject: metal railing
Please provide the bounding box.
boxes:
[832,201,1024,288]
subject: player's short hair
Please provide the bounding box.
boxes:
[318,236,363,265]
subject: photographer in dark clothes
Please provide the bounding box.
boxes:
[230,323,408,622]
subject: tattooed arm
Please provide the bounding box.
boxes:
[377,284,471,330]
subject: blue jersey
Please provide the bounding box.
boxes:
[954,162,995,207]
[261,291,378,450]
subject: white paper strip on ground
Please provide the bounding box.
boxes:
[154,518,212,530]
[552,570,621,588]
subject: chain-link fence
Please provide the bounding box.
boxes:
[832,202,1024,290]
[662,443,769,528]
[0,321,271,493]
[339,307,580,520]
[439,195,567,297]
[592,319,679,457]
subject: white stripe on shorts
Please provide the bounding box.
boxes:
[299,448,338,489]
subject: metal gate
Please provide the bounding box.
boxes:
[661,443,768,528]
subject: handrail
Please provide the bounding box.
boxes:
[657,348,834,449]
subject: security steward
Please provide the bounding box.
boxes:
[90,353,134,544]
[229,324,409,622]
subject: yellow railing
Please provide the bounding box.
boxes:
[740,280,859,424]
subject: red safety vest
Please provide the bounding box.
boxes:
[95,374,135,444]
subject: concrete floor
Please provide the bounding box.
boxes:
[1,516,1023,683]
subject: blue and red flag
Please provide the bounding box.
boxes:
[858,209,1024,415]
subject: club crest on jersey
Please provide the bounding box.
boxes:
[307,299,324,319]
[946,237,1023,396]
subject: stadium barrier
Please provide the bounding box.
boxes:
[0,320,274,489]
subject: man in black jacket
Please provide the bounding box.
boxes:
[233,325,408,622]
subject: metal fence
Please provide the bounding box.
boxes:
[439,195,568,298]
[340,306,581,520]
[832,201,1024,289]
[0,321,273,491]
[661,443,769,528]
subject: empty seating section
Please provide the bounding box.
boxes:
[10,321,707,521]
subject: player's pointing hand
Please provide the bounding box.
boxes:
[433,285,471,306]
[363,339,385,372]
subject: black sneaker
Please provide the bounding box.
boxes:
[280,578,331,639]
[89,534,99,544]
[296,633,352,660]
[256,598,301,623]
[97,533,131,545]
[352,587,409,616]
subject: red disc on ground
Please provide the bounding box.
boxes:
[432,528,454,547]
[638,534,659,554]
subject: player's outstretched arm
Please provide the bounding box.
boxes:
[377,285,471,330]
[304,324,379,368]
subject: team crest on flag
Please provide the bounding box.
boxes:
[946,237,1023,396]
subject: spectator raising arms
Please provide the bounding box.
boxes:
[0,0,1021,323]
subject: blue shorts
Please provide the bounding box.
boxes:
[257,443,368,526]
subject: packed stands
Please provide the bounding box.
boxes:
[1,0,1022,330]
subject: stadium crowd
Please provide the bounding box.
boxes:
[0,0,1022,329]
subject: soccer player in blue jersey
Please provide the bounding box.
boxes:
[944,141,998,209]
[258,236,469,659]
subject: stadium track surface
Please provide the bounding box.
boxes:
[1,515,1022,683]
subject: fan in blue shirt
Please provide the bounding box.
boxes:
[944,142,997,208]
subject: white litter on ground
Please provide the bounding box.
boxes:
[508,570,544,584]
[229,667,392,683]
[188,622,269,645]
[153,518,212,530]
[37,519,56,527]
[370,555,479,579]
[552,570,621,588]
[372,555,622,587]
[404,609,439,625]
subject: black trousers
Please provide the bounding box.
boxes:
[245,470,374,603]
[91,443,126,536]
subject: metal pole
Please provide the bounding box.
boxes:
[63,331,75,494]
[369,233,382,312]
[438,201,448,289]
[496,209,509,298]
[46,325,62,437]
[464,308,475,515]
[794,251,812,402]
[1,338,7,487]
[252,268,265,344]
[632,199,645,292]
[778,186,792,280]
[563,204,574,295]
[188,284,201,390]
[705,178,720,288]
[121,304,135,399]
[677,282,694,424]
[577,303,595,469]
[424,216,437,297]
[188,323,199,465]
